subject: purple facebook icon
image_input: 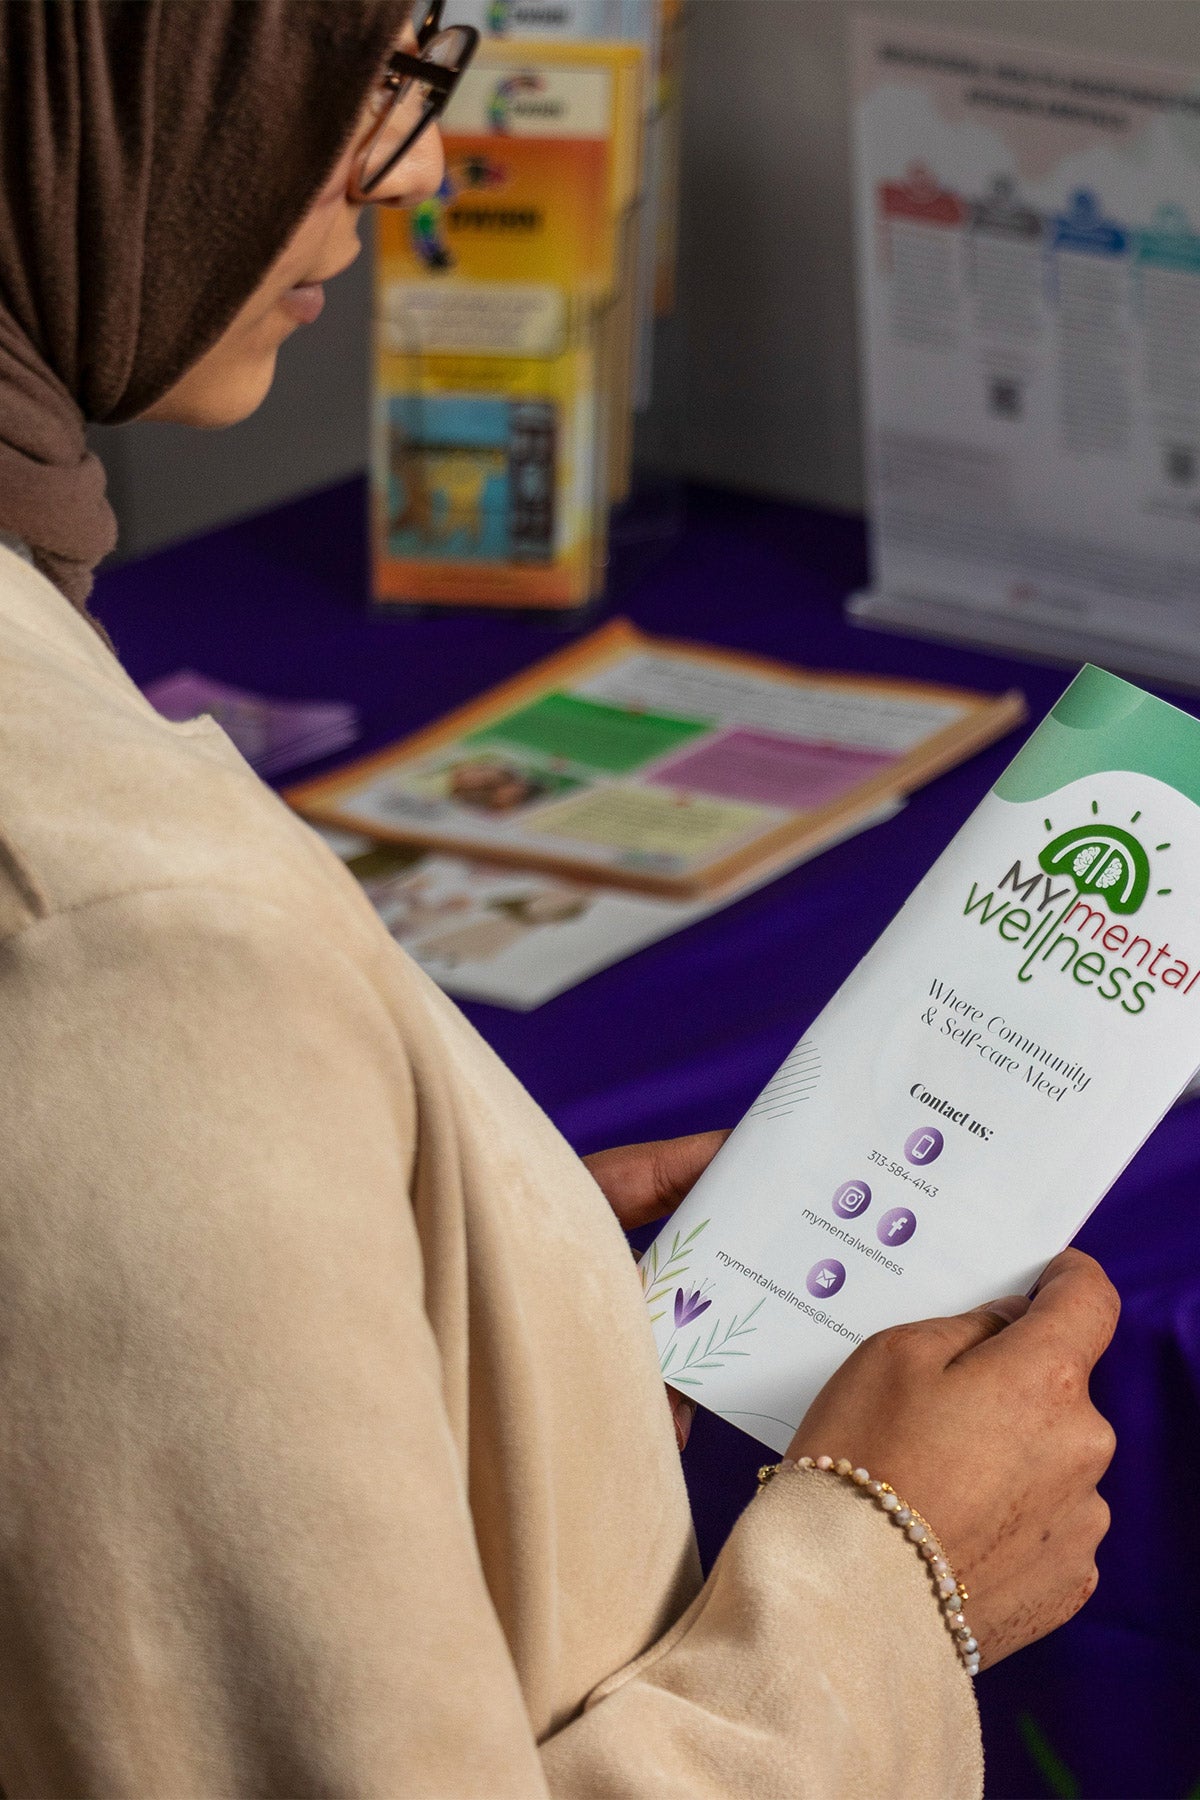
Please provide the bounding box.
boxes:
[877,1206,917,1247]
[904,1125,944,1165]
[806,1258,846,1299]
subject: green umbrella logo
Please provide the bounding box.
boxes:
[1038,802,1170,915]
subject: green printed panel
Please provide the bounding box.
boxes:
[994,665,1200,809]
[468,691,711,774]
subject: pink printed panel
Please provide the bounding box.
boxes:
[647,729,900,812]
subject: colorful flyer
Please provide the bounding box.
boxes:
[286,619,1024,897]
[372,339,599,607]
[640,667,1200,1451]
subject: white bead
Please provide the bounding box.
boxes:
[852,1467,871,1485]
[920,1541,939,1560]
[937,1576,958,1597]
[866,1480,883,1497]
[834,1458,853,1476]
[797,1456,815,1468]
[816,1455,833,1471]
[961,1637,978,1655]
[906,1523,927,1542]
[894,1507,912,1525]
[880,1492,900,1511]
[946,1612,965,1631]
[930,1557,950,1577]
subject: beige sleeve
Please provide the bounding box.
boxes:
[0,886,980,1798]
[546,1470,983,1799]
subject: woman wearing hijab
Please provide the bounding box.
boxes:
[0,5,1119,1795]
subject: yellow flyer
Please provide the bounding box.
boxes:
[378,57,624,303]
[372,338,600,608]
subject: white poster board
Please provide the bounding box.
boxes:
[849,15,1200,690]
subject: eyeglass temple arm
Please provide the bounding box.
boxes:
[387,47,463,99]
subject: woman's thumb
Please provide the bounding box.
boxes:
[947,1292,1031,1360]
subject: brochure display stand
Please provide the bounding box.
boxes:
[371,3,683,611]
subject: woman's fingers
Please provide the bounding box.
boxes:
[667,1385,696,1452]
[584,1130,732,1230]
[975,1248,1121,1371]
[788,1245,1120,1670]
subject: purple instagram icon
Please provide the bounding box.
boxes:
[832,1179,872,1220]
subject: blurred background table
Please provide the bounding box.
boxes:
[94,479,1200,1800]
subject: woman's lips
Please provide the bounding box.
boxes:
[279,282,325,325]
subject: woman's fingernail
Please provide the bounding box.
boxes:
[670,1391,696,1452]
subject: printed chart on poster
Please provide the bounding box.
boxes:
[849,15,1200,689]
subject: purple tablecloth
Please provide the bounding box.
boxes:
[93,480,1200,1799]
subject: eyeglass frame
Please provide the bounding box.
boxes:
[351,2,480,201]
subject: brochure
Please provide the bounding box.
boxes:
[311,799,902,1010]
[849,15,1200,689]
[372,340,601,609]
[640,666,1200,1451]
[141,671,359,777]
[285,618,1025,898]
[458,0,678,408]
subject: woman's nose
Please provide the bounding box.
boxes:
[371,122,445,208]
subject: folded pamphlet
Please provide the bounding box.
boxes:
[641,666,1200,1451]
[142,671,360,778]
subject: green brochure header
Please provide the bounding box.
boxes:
[996,666,1200,809]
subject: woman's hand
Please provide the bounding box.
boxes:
[583,1130,731,1232]
[584,1130,731,1452]
[788,1247,1119,1669]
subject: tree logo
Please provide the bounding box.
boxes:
[1038,802,1171,915]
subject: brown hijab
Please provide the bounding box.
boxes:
[0,0,413,609]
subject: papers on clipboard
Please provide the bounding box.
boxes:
[287,618,1024,900]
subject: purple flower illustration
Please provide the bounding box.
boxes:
[674,1287,712,1328]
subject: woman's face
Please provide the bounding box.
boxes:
[142,26,444,428]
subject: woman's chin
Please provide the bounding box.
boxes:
[139,351,281,428]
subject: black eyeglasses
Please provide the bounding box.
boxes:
[352,1,479,201]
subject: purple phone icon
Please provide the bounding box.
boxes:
[832,1180,872,1220]
[904,1126,944,1165]
[806,1258,846,1299]
[877,1206,917,1246]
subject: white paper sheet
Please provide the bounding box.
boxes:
[312,802,902,1009]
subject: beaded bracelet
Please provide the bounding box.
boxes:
[757,1455,981,1678]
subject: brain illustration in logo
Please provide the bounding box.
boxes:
[1039,821,1151,914]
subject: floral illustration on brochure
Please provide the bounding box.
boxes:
[641,1218,765,1390]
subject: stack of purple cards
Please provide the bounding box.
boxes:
[141,670,360,779]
